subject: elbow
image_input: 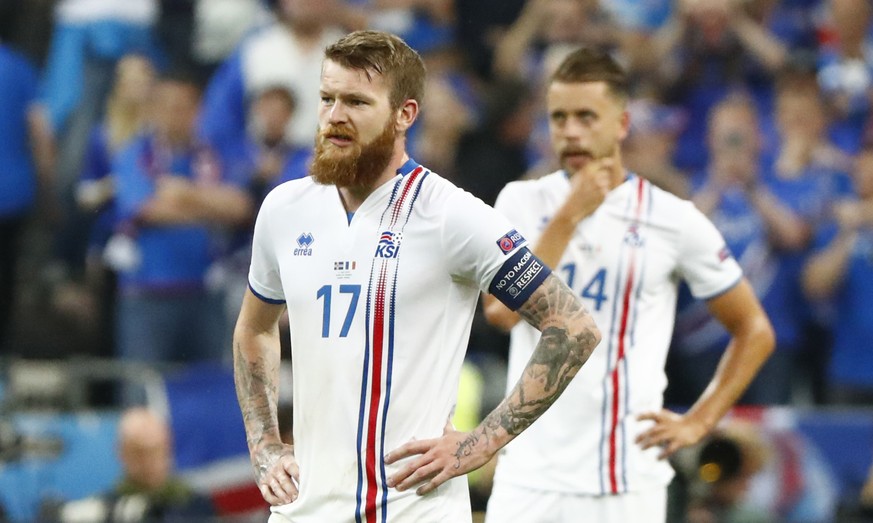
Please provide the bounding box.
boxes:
[753,315,776,361]
[589,323,603,350]
[573,316,602,355]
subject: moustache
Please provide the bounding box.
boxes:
[320,125,356,142]
[561,148,593,158]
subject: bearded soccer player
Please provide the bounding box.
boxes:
[483,48,775,523]
[232,30,602,523]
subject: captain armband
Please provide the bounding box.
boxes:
[488,247,551,311]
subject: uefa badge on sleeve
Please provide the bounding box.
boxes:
[496,229,525,255]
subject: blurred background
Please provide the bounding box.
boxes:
[1,0,873,521]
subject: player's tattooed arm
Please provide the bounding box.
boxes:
[386,273,600,495]
[473,273,600,444]
[233,292,297,505]
[234,344,280,456]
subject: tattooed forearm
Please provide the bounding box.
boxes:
[234,340,281,452]
[485,274,601,438]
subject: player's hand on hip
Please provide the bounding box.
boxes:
[384,421,492,496]
[635,409,709,459]
[252,442,300,505]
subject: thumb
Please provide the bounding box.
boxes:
[443,418,454,434]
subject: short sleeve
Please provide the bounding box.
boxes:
[441,189,550,310]
[493,181,534,233]
[247,190,285,303]
[677,203,743,300]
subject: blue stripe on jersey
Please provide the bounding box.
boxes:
[621,177,650,491]
[356,167,429,523]
[247,283,285,304]
[378,254,399,522]
[355,267,374,523]
[598,176,637,495]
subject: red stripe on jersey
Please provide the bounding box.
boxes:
[608,177,647,494]
[365,264,389,522]
[390,167,422,226]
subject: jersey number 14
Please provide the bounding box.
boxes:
[561,264,609,311]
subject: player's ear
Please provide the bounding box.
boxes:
[395,99,419,133]
[618,108,630,141]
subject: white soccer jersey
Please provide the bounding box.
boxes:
[490,171,742,496]
[248,159,549,522]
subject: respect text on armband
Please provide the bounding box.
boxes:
[489,247,551,311]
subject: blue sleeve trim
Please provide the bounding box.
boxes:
[488,247,551,311]
[248,282,285,305]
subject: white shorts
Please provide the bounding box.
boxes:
[484,483,666,523]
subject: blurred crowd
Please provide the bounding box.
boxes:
[3,0,873,521]
[1,0,872,435]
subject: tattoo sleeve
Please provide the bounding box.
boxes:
[457,274,600,463]
[233,333,283,478]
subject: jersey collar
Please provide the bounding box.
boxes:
[397,158,420,177]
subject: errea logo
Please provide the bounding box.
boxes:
[295,233,314,256]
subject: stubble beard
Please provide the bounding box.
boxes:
[311,118,397,191]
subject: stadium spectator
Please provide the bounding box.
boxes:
[58,54,157,364]
[672,78,849,406]
[58,408,216,522]
[157,0,272,85]
[0,41,55,354]
[648,0,789,171]
[111,72,252,366]
[803,146,873,404]
[219,84,309,326]
[42,0,162,288]
[623,97,689,198]
[491,0,618,82]
[816,0,873,154]
[198,0,355,153]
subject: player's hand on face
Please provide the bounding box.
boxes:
[635,409,709,460]
[252,442,300,505]
[561,157,614,223]
[384,421,492,496]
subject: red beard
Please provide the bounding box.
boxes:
[310,118,397,190]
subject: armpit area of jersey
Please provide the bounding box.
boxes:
[488,247,551,311]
